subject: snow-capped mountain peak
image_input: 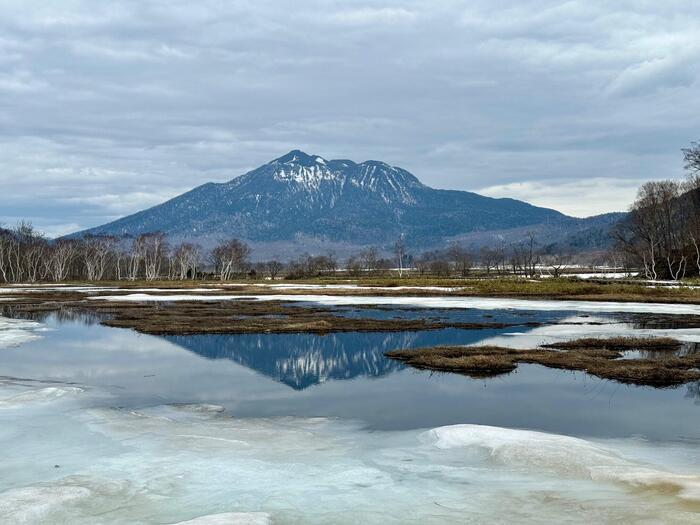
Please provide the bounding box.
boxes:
[257,150,424,204]
[73,149,600,254]
[270,150,327,167]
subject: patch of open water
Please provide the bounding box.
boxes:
[1,304,699,523]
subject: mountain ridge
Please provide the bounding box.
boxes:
[70,150,622,256]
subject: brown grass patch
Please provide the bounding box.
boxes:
[386,338,700,387]
[541,336,683,352]
[1,292,538,336]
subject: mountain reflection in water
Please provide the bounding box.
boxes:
[164,327,515,389]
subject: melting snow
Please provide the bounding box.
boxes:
[473,314,700,348]
[0,316,46,348]
[425,424,700,502]
[172,512,271,525]
[0,382,698,524]
[90,293,700,315]
[221,283,463,292]
[0,386,84,409]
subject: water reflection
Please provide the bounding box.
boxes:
[623,343,700,360]
[164,327,520,389]
[333,305,573,324]
[2,312,699,438]
[1,307,109,326]
[621,312,700,330]
[158,308,584,389]
[686,381,700,404]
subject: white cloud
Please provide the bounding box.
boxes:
[0,0,699,231]
[607,51,700,96]
[36,223,85,238]
[328,8,417,25]
[0,70,47,92]
[60,191,183,215]
[478,178,643,217]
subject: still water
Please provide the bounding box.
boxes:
[0,306,699,524]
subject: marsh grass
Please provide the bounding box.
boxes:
[386,337,700,387]
[2,292,540,335]
[2,277,700,303]
[542,336,683,351]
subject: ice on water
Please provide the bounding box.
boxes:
[426,425,700,502]
[0,378,698,524]
[0,386,83,409]
[0,316,46,348]
[475,314,700,348]
[172,513,271,525]
[2,298,700,523]
[91,292,700,315]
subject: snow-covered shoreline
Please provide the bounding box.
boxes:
[89,292,700,315]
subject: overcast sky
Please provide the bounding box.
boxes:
[2,1,699,236]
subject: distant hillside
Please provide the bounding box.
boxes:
[71,150,623,256]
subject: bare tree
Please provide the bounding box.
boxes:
[287,253,337,278]
[127,236,145,280]
[113,248,128,281]
[414,253,431,276]
[6,229,22,282]
[48,240,78,281]
[82,235,116,281]
[0,225,265,283]
[542,253,571,278]
[430,259,450,277]
[0,228,12,282]
[616,180,691,280]
[394,235,406,277]
[323,251,337,275]
[212,239,251,280]
[171,242,201,280]
[266,260,284,280]
[345,256,362,277]
[682,167,700,274]
[479,247,499,276]
[360,246,379,274]
[447,242,471,277]
[682,141,700,175]
[14,222,46,283]
[141,233,167,281]
[510,233,539,277]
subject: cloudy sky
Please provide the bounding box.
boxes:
[2,1,699,236]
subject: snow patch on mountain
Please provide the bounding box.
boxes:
[70,149,617,252]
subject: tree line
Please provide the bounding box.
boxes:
[5,141,699,283]
[0,227,256,283]
[0,222,605,283]
[614,142,700,279]
[282,238,606,279]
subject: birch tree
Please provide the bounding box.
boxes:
[171,242,201,280]
[82,235,115,281]
[212,239,250,280]
[0,228,12,282]
[394,235,406,277]
[48,240,78,281]
[142,233,167,281]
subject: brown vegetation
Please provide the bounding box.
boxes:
[1,290,540,336]
[4,288,700,386]
[386,337,700,387]
[541,336,683,352]
[614,142,700,280]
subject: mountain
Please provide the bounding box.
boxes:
[72,150,622,256]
